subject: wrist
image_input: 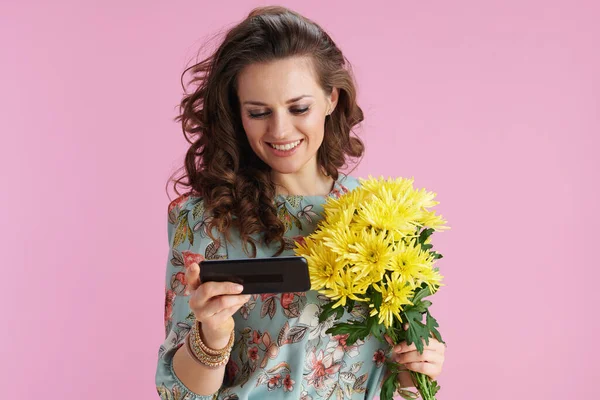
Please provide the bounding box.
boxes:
[197,321,233,350]
[185,321,234,369]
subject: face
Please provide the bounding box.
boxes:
[236,56,338,176]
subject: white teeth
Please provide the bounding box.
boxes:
[270,140,301,151]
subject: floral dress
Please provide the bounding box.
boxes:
[155,174,391,400]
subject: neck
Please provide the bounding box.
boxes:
[271,163,335,197]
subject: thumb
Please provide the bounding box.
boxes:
[383,333,394,346]
[184,262,201,295]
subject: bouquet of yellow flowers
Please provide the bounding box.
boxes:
[295,176,448,400]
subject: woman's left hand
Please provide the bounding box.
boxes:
[386,332,446,386]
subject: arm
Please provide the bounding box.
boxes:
[171,338,228,396]
[155,196,225,399]
[155,323,226,399]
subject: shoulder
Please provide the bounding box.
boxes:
[336,173,362,192]
[166,192,227,257]
[167,191,206,228]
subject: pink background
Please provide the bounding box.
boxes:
[2,0,598,399]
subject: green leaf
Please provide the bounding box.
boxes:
[368,316,384,341]
[380,371,398,400]
[403,309,429,354]
[412,284,432,304]
[426,311,444,345]
[418,228,435,244]
[318,301,337,323]
[346,299,355,313]
[429,378,441,397]
[372,289,382,310]
[326,320,370,346]
[406,298,431,314]
[384,360,400,374]
[335,305,345,319]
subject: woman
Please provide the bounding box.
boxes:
[156,6,445,399]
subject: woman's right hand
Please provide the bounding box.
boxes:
[184,262,251,349]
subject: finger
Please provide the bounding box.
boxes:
[394,349,443,365]
[200,297,250,328]
[209,301,250,325]
[403,361,439,379]
[194,294,250,320]
[201,281,245,299]
[383,334,394,346]
[395,337,443,354]
[425,337,445,352]
[184,263,201,295]
[189,281,244,312]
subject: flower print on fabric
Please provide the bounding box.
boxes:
[156,175,392,400]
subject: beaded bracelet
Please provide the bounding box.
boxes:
[193,320,235,356]
[185,321,235,369]
[185,333,230,368]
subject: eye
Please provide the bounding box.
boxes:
[247,106,310,119]
[291,107,309,115]
[248,111,270,119]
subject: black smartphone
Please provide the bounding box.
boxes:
[199,256,311,294]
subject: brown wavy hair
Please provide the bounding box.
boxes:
[167,6,365,256]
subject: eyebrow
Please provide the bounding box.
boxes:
[242,95,313,106]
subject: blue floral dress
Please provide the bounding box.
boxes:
[155,174,391,400]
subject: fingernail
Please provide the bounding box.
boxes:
[235,284,244,292]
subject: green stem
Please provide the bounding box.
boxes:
[410,371,437,400]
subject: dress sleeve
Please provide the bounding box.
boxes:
[155,194,225,400]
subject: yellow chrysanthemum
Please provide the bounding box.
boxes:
[323,206,355,229]
[295,176,448,321]
[346,229,395,283]
[353,188,411,235]
[359,176,415,199]
[294,234,312,257]
[358,176,449,232]
[320,266,370,309]
[390,241,434,289]
[323,189,367,223]
[296,237,343,291]
[419,266,445,294]
[409,186,440,209]
[321,222,359,262]
[418,210,449,231]
[369,271,414,328]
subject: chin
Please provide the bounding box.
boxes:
[267,162,305,175]
[257,154,308,175]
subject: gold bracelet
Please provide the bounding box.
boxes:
[185,321,234,369]
[190,336,229,364]
[192,320,235,356]
[185,333,230,369]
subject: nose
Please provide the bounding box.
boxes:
[268,110,293,139]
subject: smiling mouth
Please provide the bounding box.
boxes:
[267,139,303,151]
